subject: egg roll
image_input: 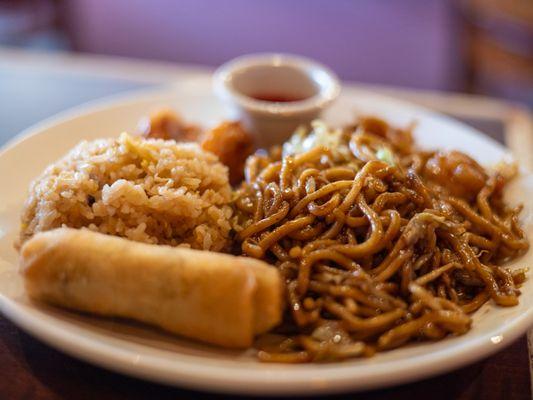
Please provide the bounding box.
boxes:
[19,228,283,348]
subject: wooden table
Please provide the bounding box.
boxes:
[1,47,532,400]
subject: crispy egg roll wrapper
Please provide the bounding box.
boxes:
[20,228,283,348]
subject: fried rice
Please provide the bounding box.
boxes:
[18,133,233,251]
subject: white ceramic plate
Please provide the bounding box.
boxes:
[0,78,532,396]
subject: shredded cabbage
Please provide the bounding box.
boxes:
[282,120,345,157]
[376,147,395,166]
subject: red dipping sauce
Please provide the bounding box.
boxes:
[251,93,309,103]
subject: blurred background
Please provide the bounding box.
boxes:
[0,0,531,105]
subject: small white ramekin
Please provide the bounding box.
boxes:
[213,53,340,148]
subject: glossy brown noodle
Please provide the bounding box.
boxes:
[234,117,529,362]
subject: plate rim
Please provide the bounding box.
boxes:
[1,294,532,395]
